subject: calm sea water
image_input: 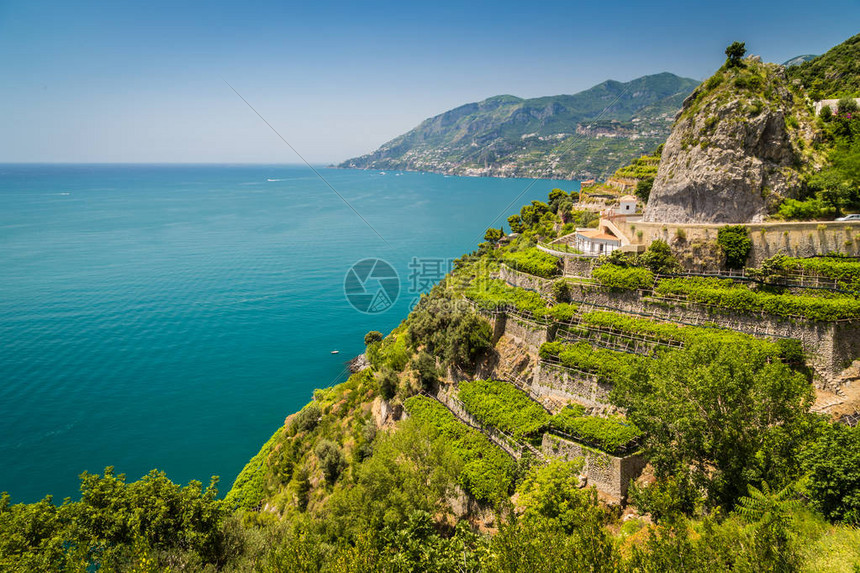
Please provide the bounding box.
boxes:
[0,164,578,503]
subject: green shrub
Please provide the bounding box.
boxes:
[552,280,571,303]
[376,367,398,400]
[802,422,860,524]
[550,414,641,454]
[465,278,577,320]
[776,198,828,220]
[640,240,680,274]
[502,247,561,278]
[592,264,655,290]
[364,330,383,345]
[751,254,860,291]
[293,402,322,432]
[539,341,642,383]
[458,379,550,438]
[315,440,346,485]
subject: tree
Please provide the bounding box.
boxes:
[507,214,525,234]
[548,188,568,213]
[635,177,654,203]
[315,440,347,485]
[725,41,746,68]
[717,225,752,269]
[445,313,492,373]
[639,239,680,274]
[810,167,852,216]
[293,402,321,432]
[613,337,814,509]
[484,227,504,243]
[801,421,860,524]
[820,105,833,121]
[364,331,383,346]
[735,481,803,571]
[376,367,398,400]
[413,351,438,391]
[551,280,571,303]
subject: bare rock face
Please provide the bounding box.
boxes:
[644,59,817,223]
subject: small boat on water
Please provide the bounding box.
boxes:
[331,350,340,354]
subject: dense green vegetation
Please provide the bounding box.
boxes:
[8,42,860,567]
[464,277,577,321]
[582,310,690,343]
[592,264,655,290]
[458,379,550,438]
[716,225,752,269]
[539,340,643,383]
[404,395,515,503]
[612,146,662,180]
[549,411,641,454]
[750,253,860,292]
[501,247,560,278]
[0,469,228,570]
[614,335,815,509]
[654,276,860,320]
[787,33,860,99]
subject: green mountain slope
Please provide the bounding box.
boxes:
[787,33,860,99]
[338,73,700,180]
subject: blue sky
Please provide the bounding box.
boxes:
[0,0,857,163]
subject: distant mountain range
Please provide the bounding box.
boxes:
[782,54,818,67]
[338,73,700,180]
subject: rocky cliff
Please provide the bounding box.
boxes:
[643,57,819,224]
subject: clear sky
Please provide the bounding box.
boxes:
[0,0,857,164]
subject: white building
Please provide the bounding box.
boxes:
[616,195,638,215]
[574,225,622,255]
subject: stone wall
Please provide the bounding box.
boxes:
[612,219,860,268]
[503,315,551,348]
[533,362,612,407]
[499,264,549,293]
[562,256,597,278]
[541,433,647,501]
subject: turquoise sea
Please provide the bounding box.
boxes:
[0,164,578,503]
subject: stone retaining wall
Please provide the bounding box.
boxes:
[563,256,597,278]
[533,362,612,407]
[503,315,551,348]
[541,433,646,501]
[499,264,549,293]
[613,220,860,268]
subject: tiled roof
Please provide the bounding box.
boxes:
[577,229,620,242]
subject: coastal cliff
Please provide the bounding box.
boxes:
[643,57,820,223]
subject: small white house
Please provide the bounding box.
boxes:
[574,226,622,255]
[616,195,638,215]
